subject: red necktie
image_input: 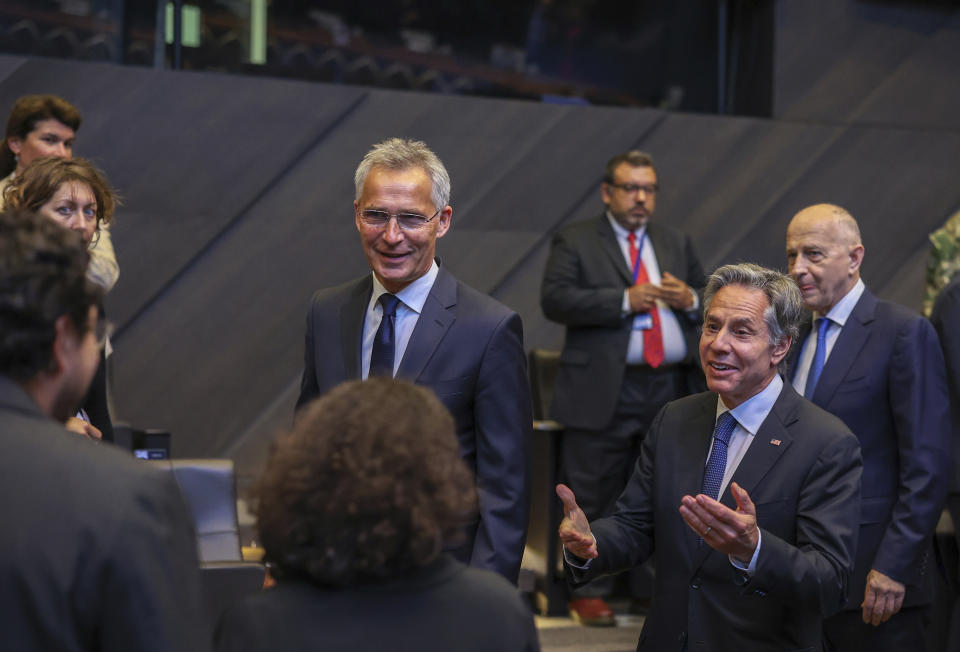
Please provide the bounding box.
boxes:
[628,232,665,368]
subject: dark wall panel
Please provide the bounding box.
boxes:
[774,0,960,129]
[2,56,959,482]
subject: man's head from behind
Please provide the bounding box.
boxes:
[601,150,658,231]
[254,377,476,587]
[353,138,452,294]
[786,203,864,315]
[0,208,102,421]
[700,263,803,408]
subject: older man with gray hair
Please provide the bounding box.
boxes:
[785,203,951,650]
[558,263,863,650]
[296,138,531,584]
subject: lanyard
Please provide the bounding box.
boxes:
[631,230,648,283]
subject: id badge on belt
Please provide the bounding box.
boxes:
[632,313,653,330]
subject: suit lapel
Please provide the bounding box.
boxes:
[340,277,371,380]
[396,265,457,381]
[646,223,674,277]
[724,388,796,507]
[811,290,876,404]
[595,215,634,285]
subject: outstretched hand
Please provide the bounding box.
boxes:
[65,416,102,441]
[679,482,759,562]
[556,483,598,559]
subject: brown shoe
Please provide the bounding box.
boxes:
[569,598,616,626]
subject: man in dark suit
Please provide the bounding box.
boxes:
[0,208,205,651]
[541,150,705,623]
[557,263,863,650]
[930,273,960,651]
[296,138,531,584]
[785,203,951,650]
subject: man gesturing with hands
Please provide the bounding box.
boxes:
[558,264,863,651]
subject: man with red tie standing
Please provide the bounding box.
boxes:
[541,150,706,624]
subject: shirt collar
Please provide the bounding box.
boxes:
[816,278,865,327]
[715,374,783,436]
[370,260,439,314]
[606,211,646,241]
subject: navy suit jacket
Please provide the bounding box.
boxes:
[541,214,706,430]
[296,266,532,583]
[787,288,951,609]
[571,385,862,651]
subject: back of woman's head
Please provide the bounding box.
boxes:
[254,378,477,587]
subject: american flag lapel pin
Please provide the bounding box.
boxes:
[770,439,781,446]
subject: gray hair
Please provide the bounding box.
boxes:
[354,138,451,212]
[703,263,803,370]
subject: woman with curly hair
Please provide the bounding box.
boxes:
[216,378,539,652]
[3,156,118,442]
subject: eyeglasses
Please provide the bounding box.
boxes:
[94,319,114,349]
[609,183,659,195]
[358,208,441,231]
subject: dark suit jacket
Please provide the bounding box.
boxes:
[0,375,206,652]
[80,348,113,442]
[296,266,532,583]
[541,214,706,430]
[930,275,960,495]
[787,288,951,609]
[571,385,862,651]
[215,555,539,652]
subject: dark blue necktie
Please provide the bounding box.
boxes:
[369,293,400,377]
[701,411,737,501]
[803,317,831,399]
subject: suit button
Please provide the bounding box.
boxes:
[690,576,701,589]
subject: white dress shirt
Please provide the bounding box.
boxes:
[711,374,784,573]
[361,261,439,378]
[607,213,696,365]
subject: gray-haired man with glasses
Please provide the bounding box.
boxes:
[296,138,532,584]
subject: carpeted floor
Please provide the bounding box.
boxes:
[536,613,644,652]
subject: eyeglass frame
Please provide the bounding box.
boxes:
[607,182,659,195]
[356,207,442,231]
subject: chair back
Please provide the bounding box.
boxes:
[151,459,243,562]
[529,349,561,421]
[200,562,267,631]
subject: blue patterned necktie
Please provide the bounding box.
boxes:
[701,411,737,501]
[803,317,831,399]
[369,293,400,377]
